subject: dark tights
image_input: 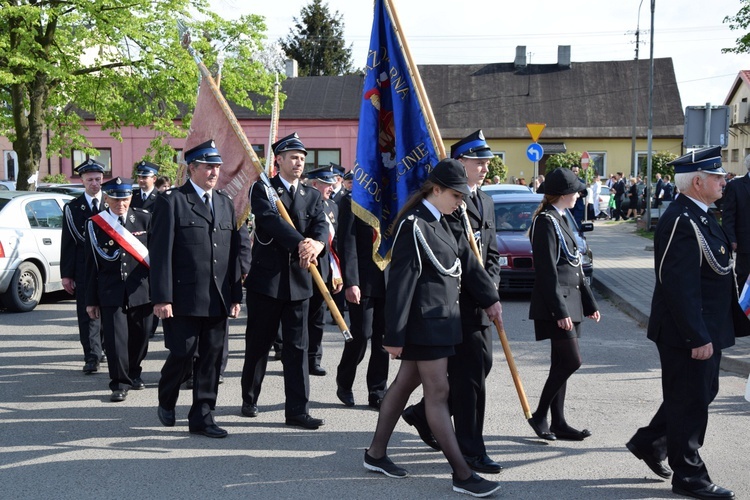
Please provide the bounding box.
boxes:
[367,358,472,480]
[532,336,582,432]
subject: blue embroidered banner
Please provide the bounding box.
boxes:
[352,0,440,269]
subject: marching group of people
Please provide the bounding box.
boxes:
[59,133,747,498]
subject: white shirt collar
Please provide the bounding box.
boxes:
[189,179,211,199]
[683,194,709,213]
[84,192,101,207]
[278,176,299,193]
[421,199,443,221]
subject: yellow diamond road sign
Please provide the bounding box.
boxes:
[526,123,546,143]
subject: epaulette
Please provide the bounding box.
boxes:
[132,206,149,214]
[216,189,233,200]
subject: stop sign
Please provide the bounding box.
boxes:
[581,151,590,170]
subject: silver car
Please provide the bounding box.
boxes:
[0,191,74,311]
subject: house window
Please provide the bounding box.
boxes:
[304,149,341,171]
[492,152,505,162]
[732,149,740,162]
[586,152,606,177]
[72,148,112,176]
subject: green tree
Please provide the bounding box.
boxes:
[650,151,679,180]
[545,151,596,183]
[0,0,277,190]
[723,0,750,54]
[280,0,354,76]
[486,155,507,183]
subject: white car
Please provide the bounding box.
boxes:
[0,191,74,311]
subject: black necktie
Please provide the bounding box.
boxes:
[91,198,99,213]
[118,216,125,226]
[143,192,147,201]
[203,193,213,217]
[289,184,296,200]
[471,191,482,213]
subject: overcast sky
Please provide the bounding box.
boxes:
[211,0,748,110]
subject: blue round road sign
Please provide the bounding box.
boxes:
[526,143,544,162]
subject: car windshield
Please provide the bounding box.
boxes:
[0,199,10,211]
[494,201,540,232]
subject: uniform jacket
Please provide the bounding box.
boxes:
[528,205,597,322]
[720,174,750,253]
[61,194,105,283]
[647,195,750,349]
[130,187,158,212]
[246,175,328,301]
[84,208,151,308]
[149,181,242,317]
[384,203,497,348]
[337,193,385,298]
[331,187,347,206]
[446,189,501,327]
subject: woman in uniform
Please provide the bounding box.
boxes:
[363,159,502,498]
[527,168,601,441]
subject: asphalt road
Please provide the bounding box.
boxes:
[1,291,748,500]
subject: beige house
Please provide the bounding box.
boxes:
[723,70,750,173]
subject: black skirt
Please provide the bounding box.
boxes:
[534,320,581,341]
[399,343,455,361]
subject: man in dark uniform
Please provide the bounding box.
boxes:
[305,165,343,376]
[720,154,750,286]
[61,159,105,373]
[626,147,749,500]
[131,160,161,338]
[328,163,348,320]
[150,139,242,438]
[334,170,389,410]
[130,160,160,211]
[401,130,503,474]
[84,177,152,402]
[240,132,329,429]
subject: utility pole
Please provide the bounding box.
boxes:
[645,0,656,231]
[629,0,646,179]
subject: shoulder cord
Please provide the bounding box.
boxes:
[412,220,462,278]
[250,182,277,247]
[659,215,733,283]
[86,220,120,268]
[533,212,581,267]
[460,202,483,262]
[65,204,85,243]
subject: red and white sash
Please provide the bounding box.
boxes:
[325,213,342,288]
[91,211,150,268]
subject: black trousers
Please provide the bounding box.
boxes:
[413,324,494,457]
[101,303,151,391]
[241,291,310,417]
[335,295,388,399]
[629,343,722,491]
[158,315,226,429]
[75,280,102,362]
[308,286,326,367]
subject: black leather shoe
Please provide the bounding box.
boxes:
[285,414,324,429]
[189,424,228,438]
[218,375,224,384]
[110,389,127,402]
[309,365,327,376]
[368,396,383,410]
[527,417,556,441]
[625,441,672,479]
[336,388,355,407]
[157,406,176,427]
[241,403,258,418]
[672,484,735,499]
[184,378,194,390]
[465,454,503,474]
[550,426,591,441]
[83,360,99,374]
[402,405,441,451]
[131,377,146,390]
